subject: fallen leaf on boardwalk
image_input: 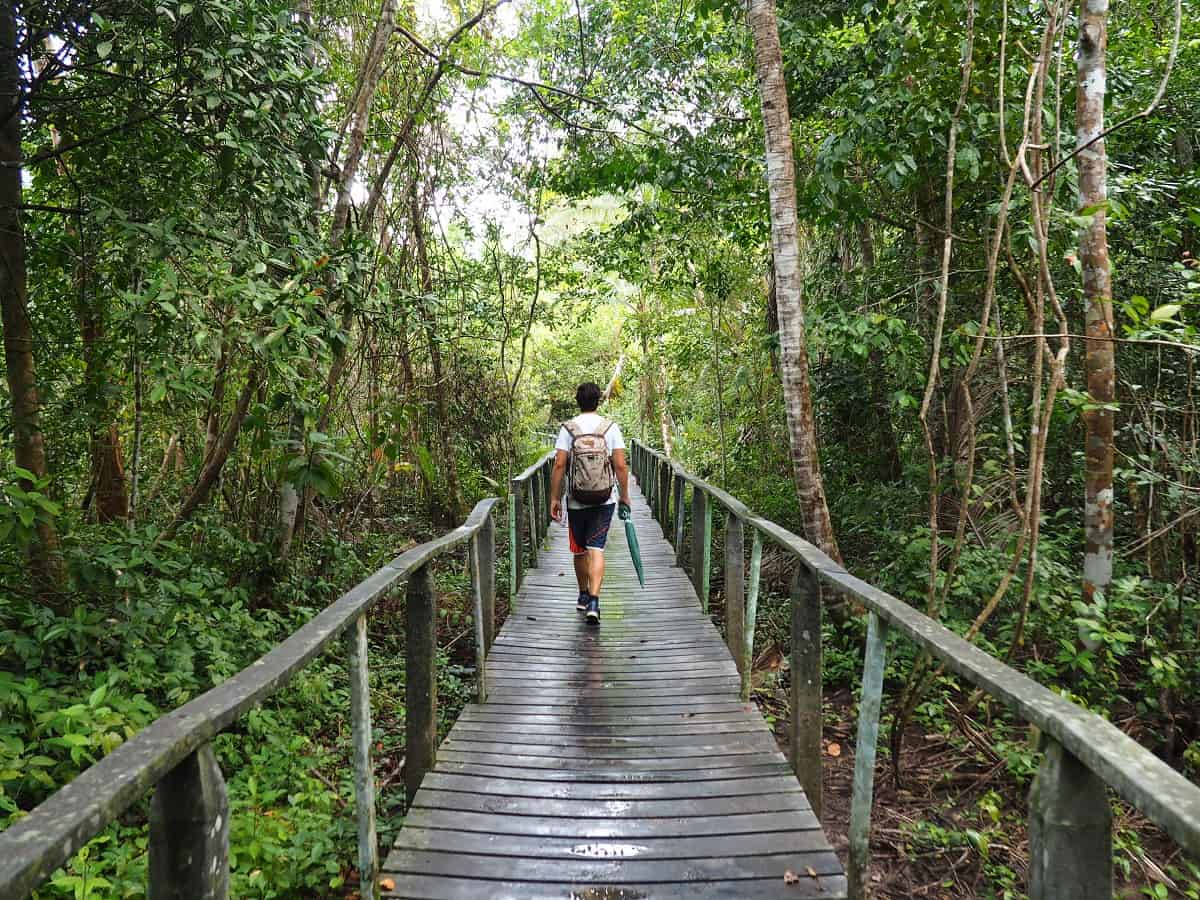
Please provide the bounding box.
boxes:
[784,870,800,884]
[380,877,396,891]
[826,742,841,757]
[806,866,818,878]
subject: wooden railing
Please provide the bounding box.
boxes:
[630,439,1200,900]
[0,474,554,900]
[509,450,555,603]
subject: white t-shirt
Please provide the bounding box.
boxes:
[555,413,626,509]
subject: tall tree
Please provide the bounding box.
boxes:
[746,0,840,561]
[0,3,65,594]
[1078,0,1114,615]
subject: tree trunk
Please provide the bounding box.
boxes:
[79,303,129,523]
[164,369,262,539]
[411,190,464,524]
[0,4,66,595]
[747,0,841,562]
[1078,0,1114,614]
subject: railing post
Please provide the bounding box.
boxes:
[148,743,229,900]
[540,461,552,538]
[646,453,656,514]
[469,533,488,703]
[1028,738,1112,900]
[790,563,823,823]
[527,479,539,567]
[479,512,496,651]
[690,487,707,605]
[405,563,437,810]
[510,480,524,594]
[725,512,745,670]
[848,611,888,900]
[741,530,762,702]
[657,458,667,520]
[701,498,712,607]
[660,460,672,536]
[346,613,379,898]
[672,473,685,563]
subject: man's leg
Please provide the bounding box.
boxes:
[587,548,606,597]
[573,553,589,592]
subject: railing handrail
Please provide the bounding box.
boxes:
[513,449,555,485]
[0,497,501,899]
[630,439,1200,861]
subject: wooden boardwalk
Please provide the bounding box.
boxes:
[382,485,846,899]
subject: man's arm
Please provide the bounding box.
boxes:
[611,448,631,507]
[549,450,569,521]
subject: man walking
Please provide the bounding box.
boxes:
[549,382,632,624]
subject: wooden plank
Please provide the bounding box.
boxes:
[409,789,811,818]
[433,761,794,782]
[381,873,847,899]
[390,828,828,859]
[383,848,844,882]
[398,807,823,838]
[438,740,786,761]
[435,751,789,774]
[419,772,803,799]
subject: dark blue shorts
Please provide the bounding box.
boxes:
[567,503,615,555]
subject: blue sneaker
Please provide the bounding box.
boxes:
[577,591,589,612]
[586,595,600,624]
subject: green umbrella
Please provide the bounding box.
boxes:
[623,514,646,588]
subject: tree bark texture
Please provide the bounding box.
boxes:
[0,5,66,593]
[1077,0,1114,610]
[747,0,841,562]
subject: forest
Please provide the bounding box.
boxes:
[0,0,1197,894]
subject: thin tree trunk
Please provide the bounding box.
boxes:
[411,190,464,524]
[603,352,625,402]
[658,360,674,457]
[0,5,65,595]
[204,336,230,462]
[747,0,840,562]
[1078,0,1114,613]
[127,350,142,524]
[164,369,262,539]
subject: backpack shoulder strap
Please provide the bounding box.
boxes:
[595,419,613,437]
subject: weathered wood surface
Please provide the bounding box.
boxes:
[382,485,846,899]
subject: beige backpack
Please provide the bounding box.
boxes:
[564,419,615,505]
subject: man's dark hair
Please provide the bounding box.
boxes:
[576,382,602,412]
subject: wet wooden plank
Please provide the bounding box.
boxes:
[390,829,829,859]
[382,486,845,898]
[399,807,824,838]
[381,873,847,900]
[383,848,844,882]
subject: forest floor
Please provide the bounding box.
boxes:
[765,684,1185,899]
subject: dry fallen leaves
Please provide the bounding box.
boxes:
[379,877,396,892]
[826,742,842,757]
